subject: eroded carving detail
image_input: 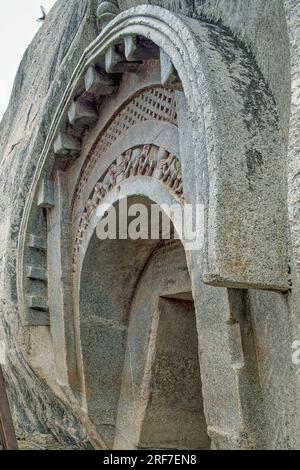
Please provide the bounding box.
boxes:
[158,151,183,195]
[97,1,119,31]
[72,87,177,210]
[123,145,156,178]
[72,144,183,271]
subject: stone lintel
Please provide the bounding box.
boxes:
[202,273,289,292]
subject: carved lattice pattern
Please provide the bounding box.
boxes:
[72,87,177,208]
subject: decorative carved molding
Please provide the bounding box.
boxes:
[52,35,169,163]
[14,6,290,449]
[84,66,116,96]
[160,49,183,91]
[97,1,119,31]
[72,144,183,271]
[17,4,289,337]
[105,45,142,73]
[72,87,178,210]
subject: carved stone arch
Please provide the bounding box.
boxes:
[16,4,289,449]
[76,185,205,447]
[74,176,186,279]
[18,6,288,305]
[73,144,184,273]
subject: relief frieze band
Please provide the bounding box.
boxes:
[72,144,183,271]
[72,87,178,211]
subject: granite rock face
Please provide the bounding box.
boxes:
[0,0,105,448]
[0,0,300,450]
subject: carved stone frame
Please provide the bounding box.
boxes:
[16,5,289,449]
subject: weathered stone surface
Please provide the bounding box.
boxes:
[97,0,120,30]
[37,179,55,209]
[124,35,160,61]
[0,0,106,449]
[285,0,300,274]
[53,132,81,156]
[28,235,46,251]
[114,241,210,450]
[84,66,116,96]
[68,100,98,127]
[0,0,299,452]
[105,46,141,73]
[118,0,291,141]
[26,266,47,282]
[160,49,182,91]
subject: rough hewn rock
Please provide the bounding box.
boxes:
[0,0,105,449]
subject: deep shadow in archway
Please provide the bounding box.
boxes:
[79,196,209,449]
[138,295,210,450]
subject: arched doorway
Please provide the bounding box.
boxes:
[79,196,210,449]
[15,3,290,450]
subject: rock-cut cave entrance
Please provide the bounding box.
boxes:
[79,196,210,449]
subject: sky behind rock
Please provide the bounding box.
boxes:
[0,0,57,119]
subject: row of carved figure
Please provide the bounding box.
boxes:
[72,144,183,269]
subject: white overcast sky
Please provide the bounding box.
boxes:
[0,0,57,119]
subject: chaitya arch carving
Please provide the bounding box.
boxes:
[15,5,289,449]
[72,143,183,271]
[72,86,178,208]
[17,6,288,314]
